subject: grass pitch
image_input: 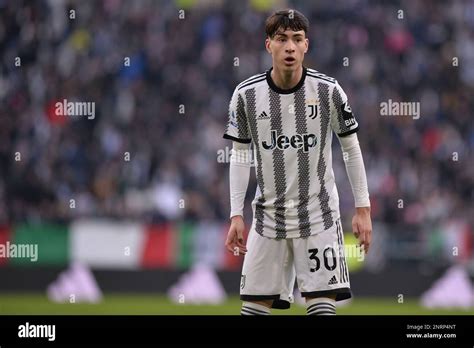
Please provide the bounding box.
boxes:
[1,294,473,315]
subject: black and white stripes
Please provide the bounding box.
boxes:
[332,86,351,135]
[268,87,287,239]
[316,83,334,231]
[336,219,349,283]
[225,67,358,239]
[245,87,266,236]
[236,93,250,140]
[241,302,270,315]
[294,85,311,238]
[306,298,336,315]
[237,72,266,91]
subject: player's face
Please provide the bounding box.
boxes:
[265,29,308,72]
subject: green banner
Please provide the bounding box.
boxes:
[175,222,194,269]
[10,224,69,266]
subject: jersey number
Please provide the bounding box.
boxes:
[308,248,337,272]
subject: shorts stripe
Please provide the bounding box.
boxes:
[336,221,345,283]
[336,220,349,283]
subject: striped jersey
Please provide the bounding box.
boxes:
[223,67,359,239]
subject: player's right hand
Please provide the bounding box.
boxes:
[225,216,247,256]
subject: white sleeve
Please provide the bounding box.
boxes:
[337,133,370,207]
[229,141,251,218]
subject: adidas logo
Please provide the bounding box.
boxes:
[257,111,270,120]
[328,275,338,285]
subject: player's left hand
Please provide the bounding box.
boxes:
[352,207,372,254]
[225,215,247,256]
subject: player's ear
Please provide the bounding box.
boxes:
[304,38,309,53]
[265,37,272,54]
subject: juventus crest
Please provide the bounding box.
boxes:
[306,99,319,119]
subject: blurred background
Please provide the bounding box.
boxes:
[0,0,473,314]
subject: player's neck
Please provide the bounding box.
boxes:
[270,65,303,91]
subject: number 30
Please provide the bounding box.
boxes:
[308,247,337,272]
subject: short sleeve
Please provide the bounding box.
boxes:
[330,81,359,137]
[223,88,251,143]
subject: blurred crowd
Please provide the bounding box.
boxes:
[0,0,473,261]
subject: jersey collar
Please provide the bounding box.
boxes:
[266,66,307,94]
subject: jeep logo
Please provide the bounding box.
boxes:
[262,130,317,152]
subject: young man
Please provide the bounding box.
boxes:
[223,9,372,315]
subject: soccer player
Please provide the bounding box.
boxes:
[223,9,372,315]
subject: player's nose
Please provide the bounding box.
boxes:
[285,40,296,52]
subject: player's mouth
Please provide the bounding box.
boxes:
[284,57,296,65]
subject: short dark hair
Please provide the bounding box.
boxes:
[265,9,309,38]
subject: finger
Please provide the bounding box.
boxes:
[237,231,246,244]
[353,222,360,238]
[237,239,247,252]
[236,229,247,250]
[229,244,246,256]
[225,232,234,246]
[360,230,370,254]
[357,223,365,245]
[365,231,371,253]
[225,235,233,249]
[226,242,236,253]
[234,238,247,255]
[235,237,247,254]
[227,234,247,255]
[237,246,247,254]
[363,241,369,254]
[225,233,237,253]
[362,225,371,245]
[366,228,372,245]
